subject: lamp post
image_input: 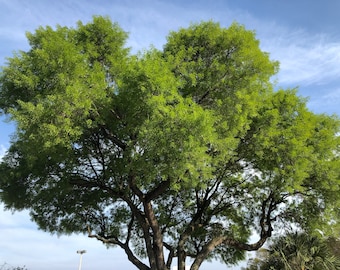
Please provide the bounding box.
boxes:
[77,250,86,270]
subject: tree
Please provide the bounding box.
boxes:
[244,232,340,270]
[0,263,28,270]
[0,16,339,270]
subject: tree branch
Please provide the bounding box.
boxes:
[163,241,175,269]
[121,193,158,270]
[191,236,226,270]
[125,213,135,244]
[191,191,279,269]
[144,201,166,269]
[88,227,150,270]
[100,125,127,150]
[145,179,170,202]
[128,174,145,200]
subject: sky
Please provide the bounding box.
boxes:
[0,0,340,269]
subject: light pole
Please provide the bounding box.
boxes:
[77,250,86,270]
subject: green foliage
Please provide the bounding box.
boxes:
[164,22,278,140]
[244,232,340,270]
[0,17,339,270]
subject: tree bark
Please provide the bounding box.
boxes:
[144,201,167,270]
[178,250,187,270]
[87,231,150,270]
[190,236,226,270]
[177,228,192,270]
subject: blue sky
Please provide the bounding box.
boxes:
[0,0,339,269]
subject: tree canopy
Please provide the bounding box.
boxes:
[0,16,339,270]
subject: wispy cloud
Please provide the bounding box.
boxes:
[2,0,340,88]
[260,28,340,87]
[307,86,340,114]
[321,87,340,101]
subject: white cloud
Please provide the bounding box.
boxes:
[261,29,340,87]
[0,205,130,270]
[2,0,340,90]
[0,144,7,160]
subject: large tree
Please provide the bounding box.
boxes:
[0,16,339,270]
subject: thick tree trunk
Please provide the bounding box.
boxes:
[144,201,167,270]
[177,234,188,270]
[177,249,186,270]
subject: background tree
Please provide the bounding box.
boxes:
[0,16,339,270]
[243,232,340,270]
[0,263,28,270]
[326,237,340,259]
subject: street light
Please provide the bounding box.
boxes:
[77,250,86,270]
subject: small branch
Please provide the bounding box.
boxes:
[125,213,135,244]
[69,177,98,188]
[88,230,119,245]
[223,235,268,251]
[197,90,210,105]
[128,174,144,200]
[100,125,127,150]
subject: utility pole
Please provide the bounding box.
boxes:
[77,250,86,270]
